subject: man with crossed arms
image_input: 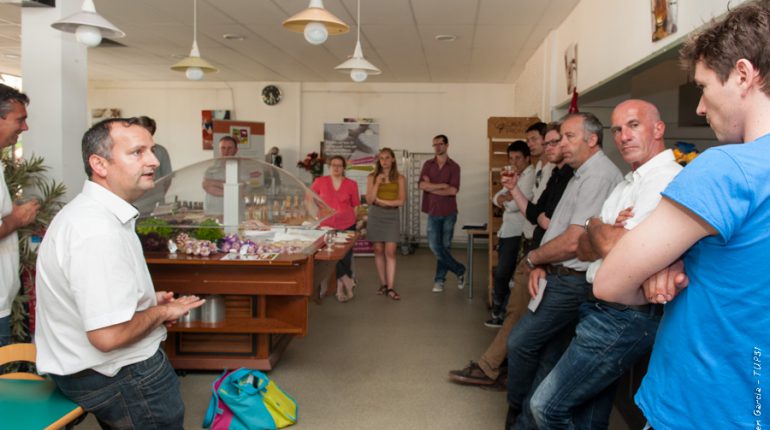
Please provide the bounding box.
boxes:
[529,99,682,429]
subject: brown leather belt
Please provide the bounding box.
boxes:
[545,264,586,278]
[588,291,664,317]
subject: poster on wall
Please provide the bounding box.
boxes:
[323,122,379,166]
[564,43,578,96]
[212,120,265,158]
[651,0,678,41]
[202,110,231,150]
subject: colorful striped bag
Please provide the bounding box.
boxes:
[203,368,298,430]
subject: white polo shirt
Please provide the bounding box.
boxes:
[0,169,20,319]
[35,180,166,376]
[493,165,535,238]
[585,149,682,282]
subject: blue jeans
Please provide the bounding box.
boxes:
[506,273,590,410]
[426,213,465,283]
[50,349,185,430]
[0,315,10,347]
[492,236,522,316]
[530,301,661,430]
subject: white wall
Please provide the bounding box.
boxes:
[513,0,746,117]
[89,81,515,239]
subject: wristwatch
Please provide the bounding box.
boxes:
[525,252,536,270]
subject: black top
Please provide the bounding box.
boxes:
[525,164,575,247]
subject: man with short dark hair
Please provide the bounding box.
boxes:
[487,140,534,327]
[524,122,553,253]
[202,135,240,215]
[595,2,770,428]
[419,134,465,293]
[0,84,39,346]
[35,118,205,429]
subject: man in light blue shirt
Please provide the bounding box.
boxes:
[595,2,770,428]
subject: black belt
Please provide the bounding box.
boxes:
[545,264,586,278]
[588,291,664,316]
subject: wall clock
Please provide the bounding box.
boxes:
[261,85,282,106]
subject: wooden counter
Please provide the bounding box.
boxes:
[145,235,356,371]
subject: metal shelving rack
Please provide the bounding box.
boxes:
[399,150,433,255]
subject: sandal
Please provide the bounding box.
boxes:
[377,285,388,295]
[385,288,401,301]
[336,279,351,302]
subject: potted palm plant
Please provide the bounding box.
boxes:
[1,151,66,343]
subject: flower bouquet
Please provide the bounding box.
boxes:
[297,151,325,181]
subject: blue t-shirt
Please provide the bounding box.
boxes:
[636,136,770,429]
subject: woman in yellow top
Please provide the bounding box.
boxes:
[365,148,406,300]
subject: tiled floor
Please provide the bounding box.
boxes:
[76,247,631,429]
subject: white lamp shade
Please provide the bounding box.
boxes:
[335,41,381,76]
[51,0,125,40]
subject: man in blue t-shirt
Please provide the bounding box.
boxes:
[594,2,770,428]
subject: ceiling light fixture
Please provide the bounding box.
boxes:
[335,0,380,83]
[50,0,125,48]
[170,0,217,81]
[282,0,349,45]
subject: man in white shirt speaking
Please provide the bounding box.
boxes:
[35,118,205,429]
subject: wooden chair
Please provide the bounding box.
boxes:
[0,343,87,429]
[0,342,44,380]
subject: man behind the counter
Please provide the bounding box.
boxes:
[35,117,205,429]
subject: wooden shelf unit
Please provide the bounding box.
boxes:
[485,117,541,302]
[145,238,350,371]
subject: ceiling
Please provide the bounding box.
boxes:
[0,0,579,83]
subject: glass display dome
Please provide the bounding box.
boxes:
[134,157,334,256]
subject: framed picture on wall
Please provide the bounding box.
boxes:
[202,109,231,150]
[651,0,678,41]
[564,43,578,95]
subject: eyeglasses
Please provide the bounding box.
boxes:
[432,142,446,147]
[544,138,561,147]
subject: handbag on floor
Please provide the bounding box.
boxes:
[203,368,298,430]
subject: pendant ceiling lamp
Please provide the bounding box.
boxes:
[335,0,380,82]
[171,0,218,81]
[282,0,349,45]
[50,0,124,48]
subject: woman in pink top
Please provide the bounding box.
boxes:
[311,155,360,302]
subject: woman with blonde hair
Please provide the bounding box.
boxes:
[365,148,406,300]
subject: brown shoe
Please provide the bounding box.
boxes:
[448,361,496,385]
